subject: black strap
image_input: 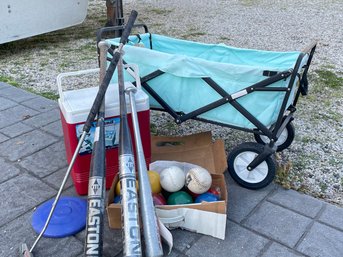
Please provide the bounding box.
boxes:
[263,70,278,77]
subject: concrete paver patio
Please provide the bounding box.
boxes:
[1,82,342,257]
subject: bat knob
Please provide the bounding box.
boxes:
[125,86,137,94]
[98,40,111,49]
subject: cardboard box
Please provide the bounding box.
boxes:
[107,131,228,230]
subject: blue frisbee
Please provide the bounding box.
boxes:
[31,196,87,238]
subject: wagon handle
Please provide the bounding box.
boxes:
[96,24,148,46]
[295,40,317,99]
[301,40,317,54]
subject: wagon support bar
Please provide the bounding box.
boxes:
[298,41,317,97]
[202,70,292,99]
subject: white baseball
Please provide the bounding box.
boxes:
[160,166,185,192]
[185,167,212,194]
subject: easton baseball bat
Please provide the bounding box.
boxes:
[126,84,163,257]
[117,32,142,257]
[84,41,110,256]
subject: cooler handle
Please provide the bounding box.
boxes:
[124,64,142,89]
[57,68,100,102]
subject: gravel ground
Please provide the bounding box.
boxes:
[0,0,342,206]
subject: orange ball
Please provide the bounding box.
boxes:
[148,170,162,194]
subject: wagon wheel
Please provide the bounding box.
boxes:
[228,142,276,189]
[254,122,295,152]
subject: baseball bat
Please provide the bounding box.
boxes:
[126,84,163,257]
[84,41,110,256]
[117,43,142,256]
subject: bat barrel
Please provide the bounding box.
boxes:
[118,55,142,256]
[84,40,109,257]
[126,86,163,257]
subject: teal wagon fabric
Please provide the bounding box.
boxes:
[107,34,307,129]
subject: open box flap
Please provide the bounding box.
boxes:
[151,132,227,175]
[156,208,226,240]
[212,140,228,175]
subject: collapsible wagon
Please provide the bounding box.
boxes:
[102,31,316,190]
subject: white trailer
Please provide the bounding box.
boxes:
[0,0,89,44]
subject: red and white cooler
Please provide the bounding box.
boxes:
[57,68,151,195]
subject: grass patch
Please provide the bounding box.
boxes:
[327,110,342,122]
[25,88,59,100]
[150,119,180,135]
[38,92,59,100]
[148,8,173,15]
[312,111,342,123]
[219,36,231,41]
[300,135,312,144]
[182,32,206,38]
[321,64,336,70]
[59,62,71,69]
[292,154,308,171]
[315,69,343,88]
[240,0,260,6]
[320,182,328,193]
[150,123,158,135]
[0,75,20,87]
[181,28,207,40]
[80,43,97,53]
[0,75,58,100]
[165,121,178,130]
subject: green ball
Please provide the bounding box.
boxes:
[167,191,193,205]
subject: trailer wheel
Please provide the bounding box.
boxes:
[254,122,295,152]
[228,142,276,189]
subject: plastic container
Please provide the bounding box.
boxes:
[57,68,151,195]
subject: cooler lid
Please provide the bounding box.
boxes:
[58,82,149,124]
